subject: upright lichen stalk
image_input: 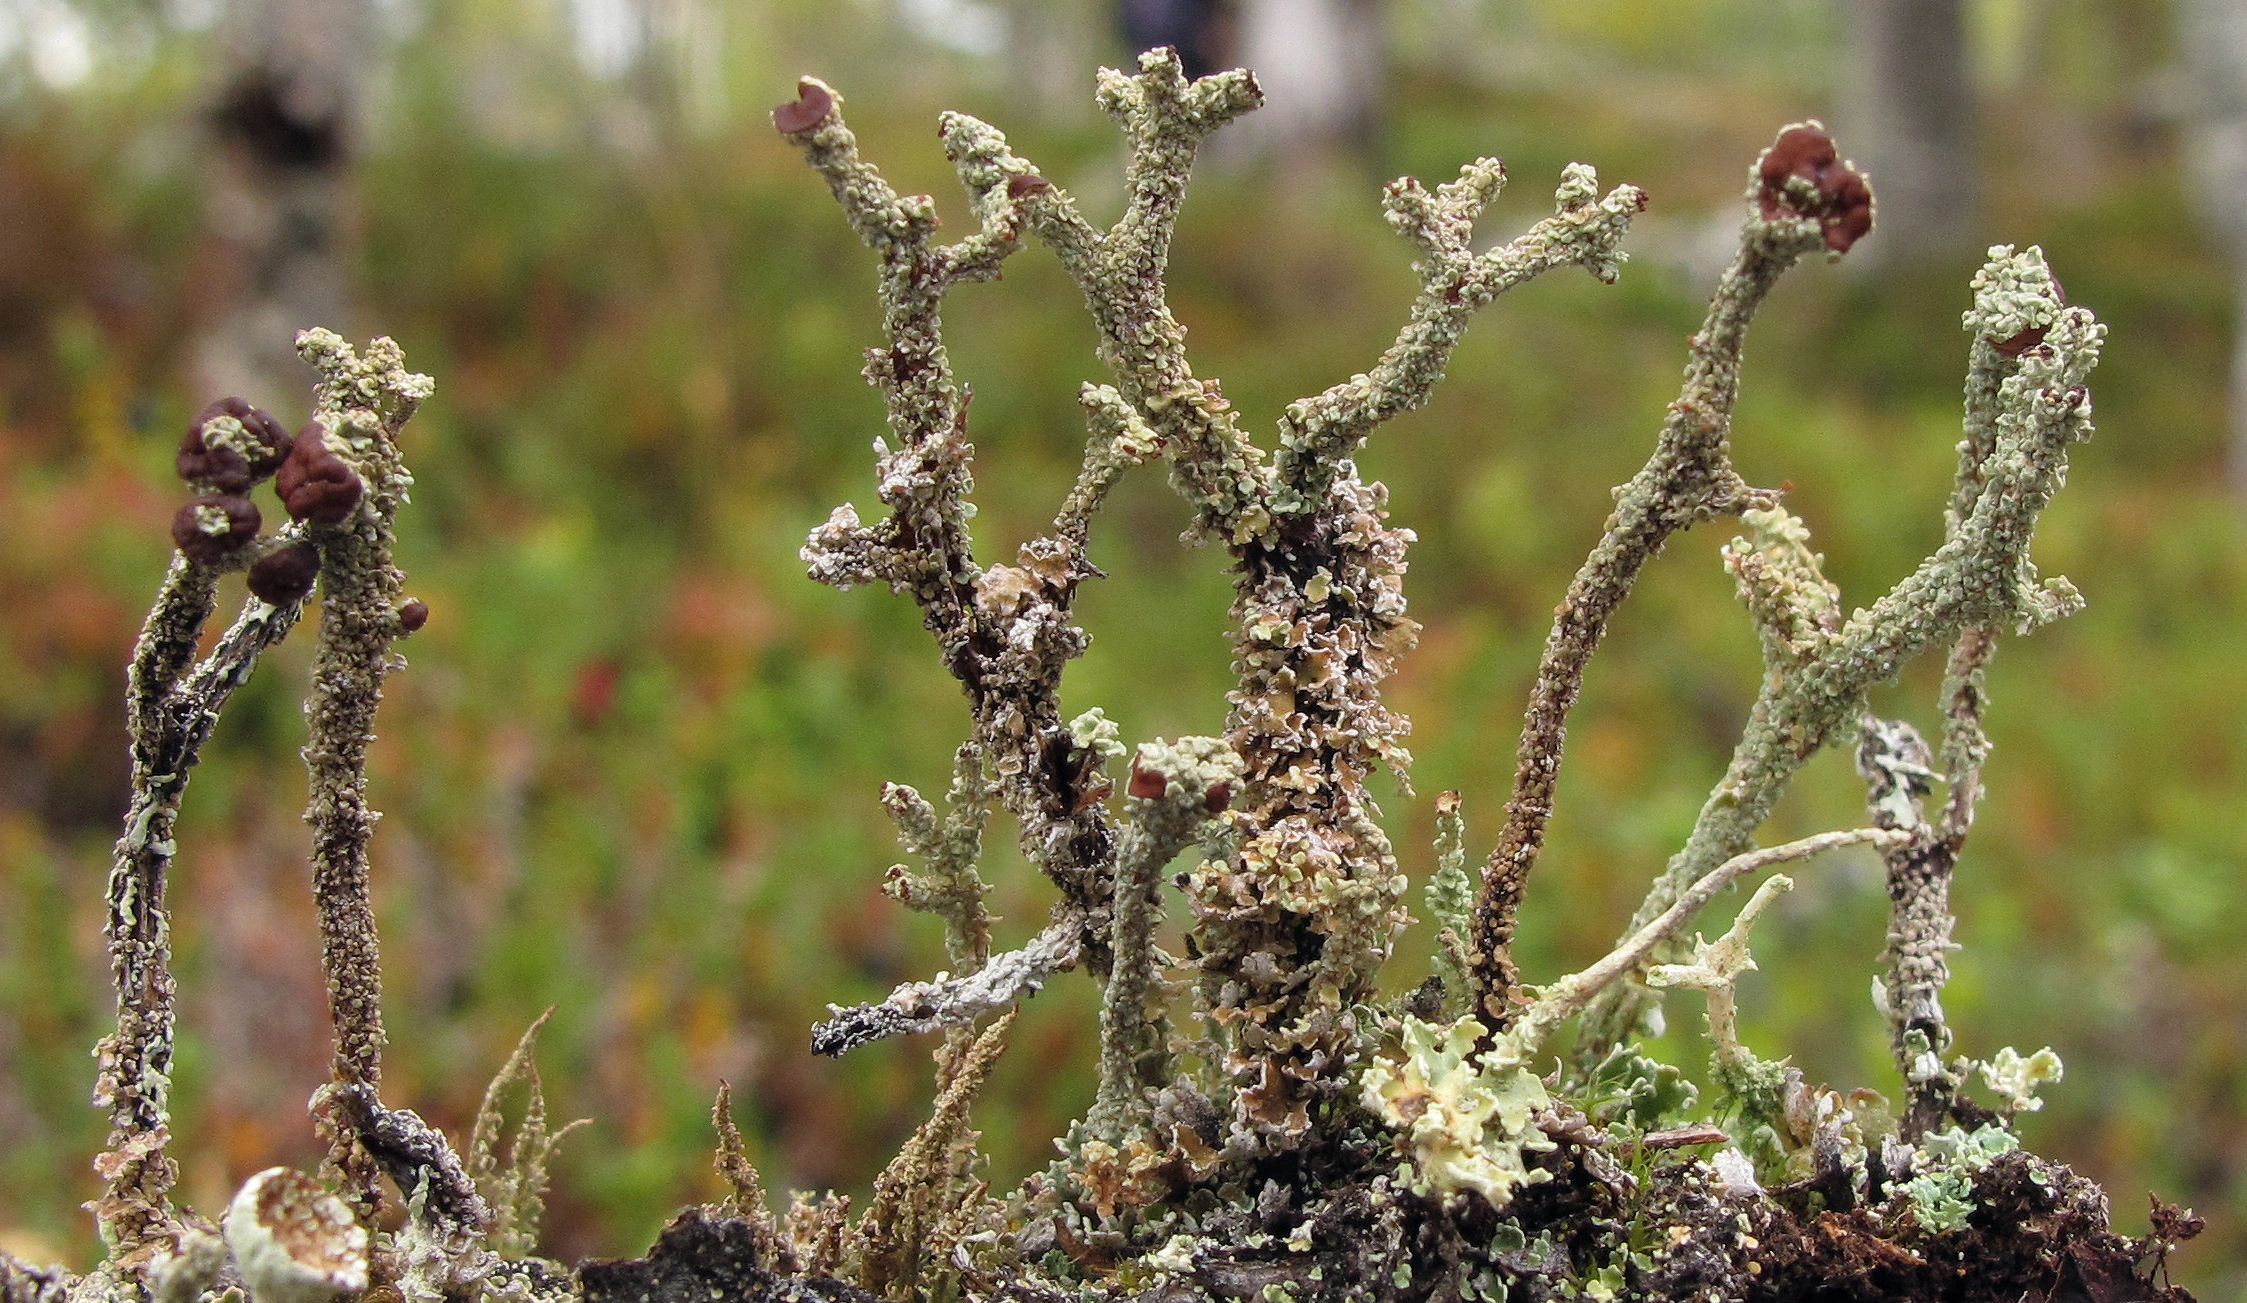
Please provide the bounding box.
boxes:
[1577,244,2099,1060]
[780,49,1645,1155]
[1470,124,1870,1027]
[83,333,482,1280]
[282,329,439,1213]
[96,397,306,1261]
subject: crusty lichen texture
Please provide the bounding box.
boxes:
[17,334,585,1303]
[754,54,2193,1303]
[782,48,1647,1158]
[11,47,2200,1303]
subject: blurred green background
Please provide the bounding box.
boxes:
[0,0,2241,1295]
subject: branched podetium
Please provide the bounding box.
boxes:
[7,46,2200,1303]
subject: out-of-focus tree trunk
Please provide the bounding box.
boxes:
[187,0,371,1176]
[1839,0,1979,267]
[195,0,367,409]
[1222,0,1383,160]
[2178,0,2247,500]
[1116,0,1235,80]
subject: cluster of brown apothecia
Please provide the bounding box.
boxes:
[164,396,424,632]
[1754,122,1874,255]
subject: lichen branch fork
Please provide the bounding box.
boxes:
[781,50,1650,1150]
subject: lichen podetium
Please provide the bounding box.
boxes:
[11,46,2198,1303]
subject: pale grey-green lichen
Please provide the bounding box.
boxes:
[1422,791,1474,1016]
[1359,1015,1553,1208]
[222,1168,369,1303]
[1469,126,1837,1022]
[1088,738,1242,1144]
[1066,708,1127,762]
[879,744,997,971]
[1900,1124,2022,1234]
[1645,872,1795,1080]
[1576,243,2100,1062]
[1977,1045,2063,1115]
[786,49,1650,1154]
[42,49,2164,1303]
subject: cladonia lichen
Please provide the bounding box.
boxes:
[14,43,2198,1303]
[1359,1016,1553,1208]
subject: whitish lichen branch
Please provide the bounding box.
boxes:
[1646,872,1799,1082]
[1575,244,2098,1062]
[812,921,1080,1057]
[1510,827,1905,1052]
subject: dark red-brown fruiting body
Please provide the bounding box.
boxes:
[1989,272,2066,357]
[276,423,365,524]
[773,81,834,135]
[1990,325,2048,358]
[1758,127,1835,202]
[247,542,321,605]
[1756,124,1875,254]
[398,599,429,634]
[1203,781,1233,814]
[1127,759,1167,800]
[1007,174,1052,200]
[178,397,293,493]
[171,494,261,566]
[1819,170,1874,253]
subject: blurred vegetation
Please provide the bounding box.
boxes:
[0,0,2240,1296]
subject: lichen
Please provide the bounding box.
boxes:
[1900,1124,2022,1233]
[43,42,2199,1303]
[1977,1045,2064,1116]
[1358,1016,1553,1208]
